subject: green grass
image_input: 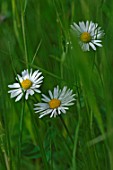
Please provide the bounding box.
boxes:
[0,0,113,169]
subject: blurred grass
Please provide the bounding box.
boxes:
[0,0,113,169]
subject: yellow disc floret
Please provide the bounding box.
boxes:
[21,79,32,90]
[49,99,61,109]
[80,32,91,43]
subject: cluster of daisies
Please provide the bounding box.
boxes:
[8,69,76,118]
[8,21,105,118]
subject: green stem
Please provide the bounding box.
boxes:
[18,99,25,170]
[72,96,81,170]
[3,149,10,170]
[59,116,74,144]
[20,0,28,68]
[48,121,53,170]
[71,122,80,170]
[27,102,49,170]
[0,107,12,169]
[0,135,10,170]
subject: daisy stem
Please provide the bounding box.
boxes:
[27,102,49,170]
[17,99,25,170]
[48,121,53,170]
[59,116,74,144]
[72,96,81,170]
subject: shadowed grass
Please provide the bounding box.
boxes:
[0,0,113,169]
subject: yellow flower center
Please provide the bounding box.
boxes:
[49,99,61,109]
[80,32,91,43]
[21,79,32,90]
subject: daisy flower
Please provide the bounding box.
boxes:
[71,21,105,51]
[8,69,44,102]
[34,86,76,118]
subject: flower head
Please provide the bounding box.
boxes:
[34,86,76,118]
[71,21,105,51]
[8,69,44,102]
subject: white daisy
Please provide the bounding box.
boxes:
[8,69,44,102]
[34,86,76,118]
[71,21,105,51]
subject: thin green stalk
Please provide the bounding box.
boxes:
[48,121,53,170]
[50,136,53,170]
[60,52,66,79]
[90,110,93,131]
[29,63,64,81]
[71,121,80,170]
[27,102,49,170]
[20,0,28,68]
[11,0,23,52]
[0,124,10,170]
[2,148,10,170]
[0,136,10,170]
[59,116,74,144]
[17,99,25,170]
[31,39,42,65]
[8,42,17,77]
[0,77,12,170]
[71,92,80,170]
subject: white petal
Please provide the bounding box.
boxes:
[48,90,53,99]
[39,109,52,118]
[34,80,43,85]
[11,89,22,98]
[85,43,89,51]
[86,21,89,32]
[15,93,23,102]
[25,92,29,100]
[34,76,44,84]
[62,98,76,105]
[33,72,42,81]
[42,94,50,102]
[34,103,49,108]
[60,107,66,114]
[22,70,28,77]
[27,89,34,96]
[73,22,82,33]
[59,86,67,99]
[79,21,86,32]
[17,75,23,83]
[60,106,69,110]
[92,40,102,43]
[8,83,20,88]
[54,111,57,117]
[81,43,88,51]
[93,42,102,47]
[89,42,96,51]
[53,87,58,98]
[31,85,40,89]
[30,69,33,76]
[88,21,94,33]
[31,70,39,79]
[50,109,56,118]
[34,89,41,93]
[58,108,61,115]
[8,88,20,93]
[34,108,47,113]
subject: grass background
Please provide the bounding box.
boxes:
[0,0,113,169]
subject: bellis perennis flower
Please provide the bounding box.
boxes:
[8,69,44,102]
[34,86,76,118]
[71,21,105,51]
